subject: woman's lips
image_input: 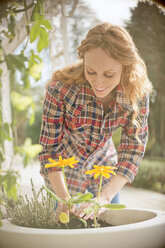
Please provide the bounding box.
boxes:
[95,87,108,93]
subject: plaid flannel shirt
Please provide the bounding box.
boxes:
[39,80,150,195]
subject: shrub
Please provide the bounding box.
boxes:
[5,180,59,229]
[132,158,165,194]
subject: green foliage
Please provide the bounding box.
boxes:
[15,138,43,167]
[0,0,52,227]
[24,108,42,144]
[102,204,126,210]
[5,179,88,229]
[0,123,12,145]
[112,127,122,150]
[126,1,165,157]
[30,10,52,52]
[29,50,43,80]
[0,170,19,200]
[133,158,165,194]
[11,91,33,111]
[6,180,60,229]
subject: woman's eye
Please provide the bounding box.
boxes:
[105,74,113,78]
[87,71,96,75]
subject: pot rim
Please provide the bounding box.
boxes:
[1,208,165,235]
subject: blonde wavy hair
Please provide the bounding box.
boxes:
[48,23,153,130]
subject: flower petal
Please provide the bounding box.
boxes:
[69,164,75,168]
[102,172,110,178]
[94,172,100,179]
[59,155,63,161]
[48,158,56,163]
[85,169,97,175]
[106,166,117,170]
[109,170,116,176]
[45,163,58,168]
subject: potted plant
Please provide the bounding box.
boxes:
[0,156,165,248]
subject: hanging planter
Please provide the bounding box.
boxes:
[0,208,165,248]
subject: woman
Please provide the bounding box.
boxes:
[39,23,153,220]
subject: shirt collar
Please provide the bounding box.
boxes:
[76,81,133,112]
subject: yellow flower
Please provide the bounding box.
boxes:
[45,156,79,169]
[85,165,117,179]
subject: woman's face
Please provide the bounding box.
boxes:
[84,47,122,100]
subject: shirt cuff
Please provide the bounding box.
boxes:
[116,161,138,183]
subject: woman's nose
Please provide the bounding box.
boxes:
[94,75,104,86]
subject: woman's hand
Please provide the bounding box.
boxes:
[71,194,111,220]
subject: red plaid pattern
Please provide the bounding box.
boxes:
[39,80,150,195]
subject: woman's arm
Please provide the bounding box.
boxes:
[73,174,127,220]
[48,171,69,199]
[100,174,128,202]
[39,81,65,177]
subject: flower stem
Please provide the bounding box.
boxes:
[97,174,103,203]
[93,175,103,228]
[62,167,71,213]
[62,167,70,200]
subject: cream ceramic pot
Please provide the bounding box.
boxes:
[0,208,165,248]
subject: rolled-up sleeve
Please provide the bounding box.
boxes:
[116,94,150,183]
[39,82,65,177]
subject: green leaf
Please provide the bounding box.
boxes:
[37,27,49,52]
[30,24,39,43]
[83,206,95,215]
[0,209,2,227]
[17,138,43,159]
[8,14,15,39]
[0,69,3,77]
[2,170,18,200]
[23,154,29,167]
[70,193,83,202]
[72,192,94,204]
[34,13,44,21]
[75,216,87,228]
[29,102,35,125]
[5,54,27,71]
[11,91,33,111]
[0,151,4,163]
[30,3,41,22]
[29,62,43,80]
[24,143,43,158]
[21,68,30,89]
[38,19,52,30]
[42,186,63,203]
[0,123,12,143]
[28,50,42,67]
[80,192,94,200]
[102,204,126,210]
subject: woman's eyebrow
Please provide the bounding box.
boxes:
[86,65,116,73]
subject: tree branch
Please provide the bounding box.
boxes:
[61,0,78,17]
[12,2,34,14]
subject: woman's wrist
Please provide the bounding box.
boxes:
[48,171,69,200]
[100,174,128,202]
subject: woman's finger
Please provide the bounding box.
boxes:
[83,212,94,220]
[71,204,77,214]
[75,202,90,216]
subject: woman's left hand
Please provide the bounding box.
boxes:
[71,195,110,220]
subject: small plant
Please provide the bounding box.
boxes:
[6,179,60,229]
[44,156,126,228]
[84,165,125,227]
[44,156,94,225]
[5,156,126,229]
